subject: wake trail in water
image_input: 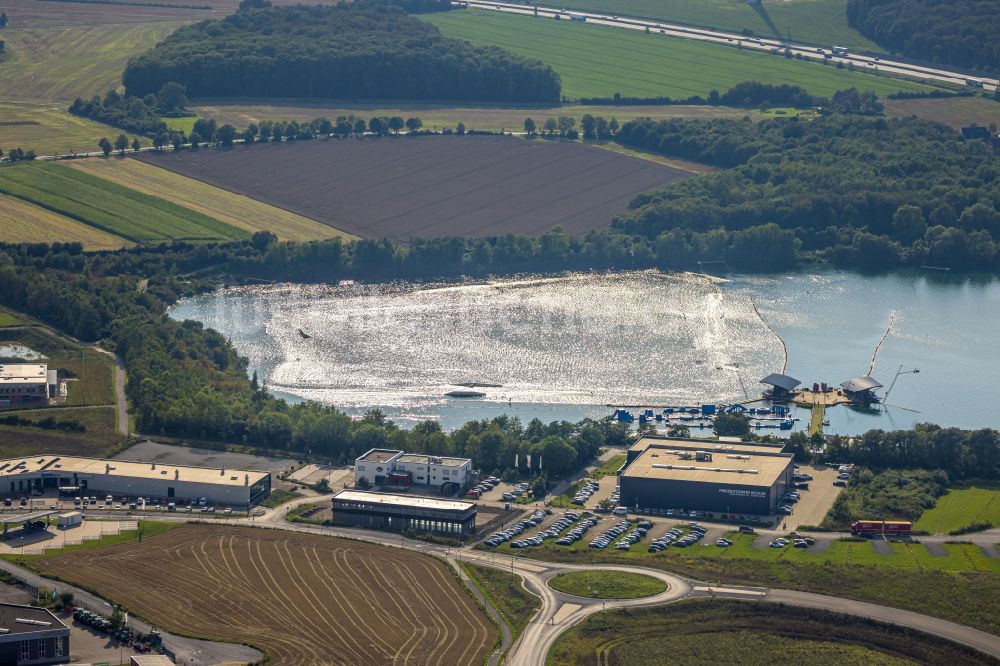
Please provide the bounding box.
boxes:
[868,310,897,377]
[750,295,788,374]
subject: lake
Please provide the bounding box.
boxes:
[169,270,1000,435]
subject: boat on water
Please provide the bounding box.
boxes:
[454,381,502,388]
[446,390,486,398]
[298,329,311,339]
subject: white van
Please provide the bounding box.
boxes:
[612,506,628,516]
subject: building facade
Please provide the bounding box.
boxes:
[620,437,794,517]
[0,604,70,666]
[354,449,473,491]
[331,490,477,535]
[0,455,271,506]
[0,363,57,408]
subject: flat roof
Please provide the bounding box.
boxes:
[333,490,474,512]
[841,376,883,392]
[0,363,48,385]
[357,449,403,463]
[623,447,792,487]
[396,454,470,467]
[629,436,785,456]
[1,510,58,528]
[0,604,67,635]
[0,455,269,488]
[760,373,801,391]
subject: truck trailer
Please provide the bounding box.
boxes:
[851,520,912,537]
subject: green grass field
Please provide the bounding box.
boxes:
[529,0,880,51]
[547,600,993,666]
[161,116,199,134]
[425,11,933,100]
[461,562,541,645]
[0,312,20,327]
[548,570,666,598]
[0,162,247,243]
[0,406,124,459]
[593,454,626,478]
[916,485,1000,534]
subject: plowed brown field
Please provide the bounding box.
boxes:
[134,135,688,240]
[38,525,496,665]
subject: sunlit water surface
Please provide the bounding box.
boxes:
[170,270,1000,434]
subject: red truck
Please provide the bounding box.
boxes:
[851,520,912,537]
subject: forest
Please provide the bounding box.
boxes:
[847,0,1000,73]
[612,112,1000,270]
[122,2,561,103]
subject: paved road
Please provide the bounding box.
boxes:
[38,504,1000,665]
[459,0,999,92]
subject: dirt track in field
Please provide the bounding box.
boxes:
[134,135,688,240]
[38,525,496,665]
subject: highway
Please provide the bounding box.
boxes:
[456,0,999,93]
[14,497,998,665]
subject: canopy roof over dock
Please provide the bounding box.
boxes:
[759,373,801,391]
[840,376,883,392]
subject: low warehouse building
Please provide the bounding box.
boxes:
[620,437,794,517]
[0,603,70,665]
[0,363,58,408]
[0,455,271,506]
[331,490,476,535]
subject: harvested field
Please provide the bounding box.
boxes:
[135,135,687,239]
[0,193,128,249]
[0,103,136,157]
[884,96,1000,130]
[37,524,497,665]
[70,158,354,241]
[190,100,752,133]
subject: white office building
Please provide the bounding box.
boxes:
[354,449,473,490]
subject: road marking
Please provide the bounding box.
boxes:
[551,603,580,624]
[693,586,766,597]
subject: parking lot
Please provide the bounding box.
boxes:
[778,464,845,530]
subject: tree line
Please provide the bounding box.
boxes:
[847,0,1000,73]
[122,1,561,103]
[612,112,1000,270]
[69,82,191,138]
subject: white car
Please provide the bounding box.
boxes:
[612,506,627,515]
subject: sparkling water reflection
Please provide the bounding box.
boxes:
[169,270,1000,433]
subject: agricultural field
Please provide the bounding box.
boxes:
[191,100,751,134]
[548,570,666,598]
[527,0,880,51]
[884,96,1000,129]
[69,158,353,241]
[0,194,127,250]
[37,524,497,665]
[0,162,247,243]
[916,485,1000,534]
[0,103,135,157]
[134,135,688,239]
[424,10,933,100]
[547,600,996,666]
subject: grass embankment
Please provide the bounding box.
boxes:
[499,529,1000,635]
[548,570,666,598]
[916,485,1000,534]
[3,521,178,568]
[593,454,625,478]
[460,562,541,644]
[0,312,21,327]
[0,162,247,243]
[68,159,352,242]
[539,0,879,51]
[425,10,933,99]
[547,599,997,666]
[259,488,299,508]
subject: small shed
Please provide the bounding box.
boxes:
[840,376,883,403]
[57,512,82,528]
[760,373,801,400]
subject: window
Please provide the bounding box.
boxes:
[55,637,64,657]
[20,640,29,661]
[38,639,46,659]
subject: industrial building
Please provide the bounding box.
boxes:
[331,490,477,535]
[0,455,271,506]
[619,436,794,517]
[354,449,473,492]
[0,363,58,408]
[0,603,70,666]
